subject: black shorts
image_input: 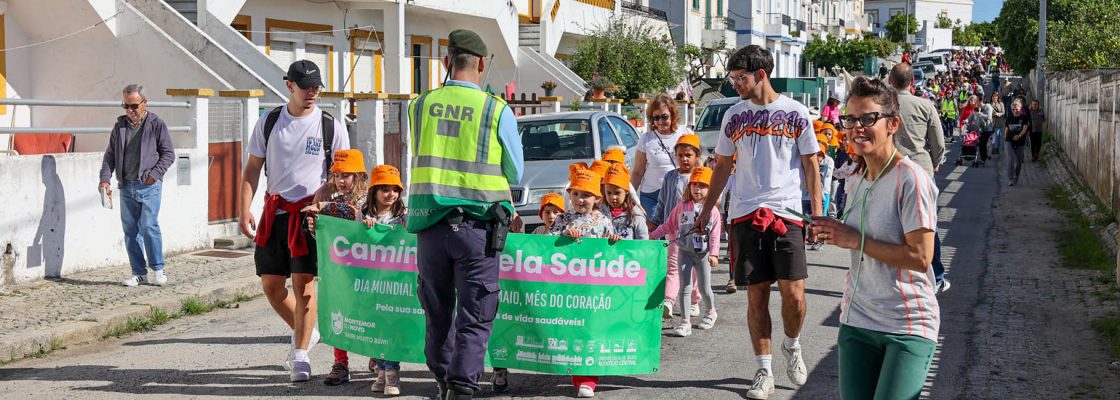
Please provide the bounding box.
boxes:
[254,212,318,276]
[730,220,808,285]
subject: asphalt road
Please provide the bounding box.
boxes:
[0,143,999,400]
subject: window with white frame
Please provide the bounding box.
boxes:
[269,29,334,90]
[352,37,381,93]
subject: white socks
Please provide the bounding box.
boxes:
[783,335,801,350]
[292,349,309,362]
[757,355,772,375]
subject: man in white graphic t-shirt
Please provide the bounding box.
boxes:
[697,45,821,400]
[238,60,350,383]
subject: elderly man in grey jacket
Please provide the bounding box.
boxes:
[98,84,176,287]
[888,64,951,293]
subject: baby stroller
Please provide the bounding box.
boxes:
[956,123,981,167]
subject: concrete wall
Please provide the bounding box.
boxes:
[205,0,247,24]
[1041,70,1120,281]
[0,149,209,285]
[866,0,974,36]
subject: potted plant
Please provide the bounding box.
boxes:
[586,75,612,100]
[541,80,558,97]
[605,84,621,99]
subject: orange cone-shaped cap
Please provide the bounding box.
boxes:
[675,134,701,152]
[568,169,602,197]
[330,149,366,174]
[539,192,565,215]
[602,147,626,164]
[602,163,631,191]
[369,164,403,190]
[690,166,713,185]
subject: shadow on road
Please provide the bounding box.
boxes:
[122,335,289,347]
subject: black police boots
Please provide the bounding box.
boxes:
[444,383,475,400]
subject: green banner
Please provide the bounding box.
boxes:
[316,216,667,375]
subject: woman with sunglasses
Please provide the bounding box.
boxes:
[808,77,940,400]
[630,93,692,215]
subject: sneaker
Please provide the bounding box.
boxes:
[662,300,674,319]
[745,368,775,399]
[371,369,386,392]
[122,274,147,287]
[937,278,952,294]
[689,303,700,317]
[323,362,350,386]
[152,270,167,286]
[671,322,692,337]
[698,310,718,330]
[491,368,510,393]
[782,344,808,386]
[577,384,595,398]
[383,369,401,396]
[290,360,312,382]
[726,280,737,294]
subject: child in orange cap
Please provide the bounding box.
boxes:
[651,134,704,319]
[303,149,369,224]
[549,168,615,397]
[651,166,721,337]
[601,163,648,241]
[532,193,565,234]
[602,147,626,164]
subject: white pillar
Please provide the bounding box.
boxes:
[595,100,609,111]
[541,96,563,113]
[677,100,690,127]
[355,93,388,166]
[632,99,649,129]
[384,3,410,94]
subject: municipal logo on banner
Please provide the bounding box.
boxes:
[314,216,667,375]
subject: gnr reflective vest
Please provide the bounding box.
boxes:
[406,84,511,232]
[941,99,958,119]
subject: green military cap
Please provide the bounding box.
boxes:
[448,29,487,58]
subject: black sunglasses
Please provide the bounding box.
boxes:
[651,114,671,122]
[838,112,896,130]
[122,101,145,110]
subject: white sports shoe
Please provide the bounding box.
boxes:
[671,322,692,337]
[122,275,147,287]
[576,384,595,398]
[745,368,775,399]
[697,310,718,330]
[782,344,808,386]
[290,359,312,382]
[689,303,700,317]
[662,300,674,319]
[152,270,167,286]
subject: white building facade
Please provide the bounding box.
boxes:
[865,0,973,41]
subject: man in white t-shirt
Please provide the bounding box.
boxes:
[697,46,821,400]
[238,60,350,383]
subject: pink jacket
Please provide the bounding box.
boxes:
[650,201,721,257]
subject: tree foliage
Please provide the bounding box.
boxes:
[884,14,918,43]
[568,18,684,100]
[952,22,997,47]
[936,17,953,29]
[996,0,1120,72]
[679,40,731,86]
[803,35,898,74]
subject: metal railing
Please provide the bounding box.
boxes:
[260,102,337,109]
[620,1,668,21]
[705,16,736,30]
[767,13,792,26]
[0,98,193,135]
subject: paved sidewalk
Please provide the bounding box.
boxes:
[0,249,261,363]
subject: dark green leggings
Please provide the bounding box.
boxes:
[838,324,936,400]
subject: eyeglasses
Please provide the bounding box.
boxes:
[651,114,671,122]
[122,101,145,110]
[725,70,759,85]
[838,112,896,129]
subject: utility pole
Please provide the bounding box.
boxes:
[1037,0,1047,100]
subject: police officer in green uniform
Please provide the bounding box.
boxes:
[407,29,523,400]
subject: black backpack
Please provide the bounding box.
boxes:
[261,106,335,176]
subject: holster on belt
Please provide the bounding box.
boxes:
[486,203,512,252]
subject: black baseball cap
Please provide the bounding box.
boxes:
[284,60,323,89]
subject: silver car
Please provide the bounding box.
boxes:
[693,97,742,155]
[513,111,640,229]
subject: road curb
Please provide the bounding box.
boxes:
[0,275,262,364]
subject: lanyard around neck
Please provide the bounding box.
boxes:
[840,149,898,323]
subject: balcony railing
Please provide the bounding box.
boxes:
[767,13,792,26]
[621,1,668,21]
[704,16,736,30]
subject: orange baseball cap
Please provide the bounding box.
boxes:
[539,193,565,215]
[602,163,630,191]
[674,134,701,152]
[602,147,625,164]
[330,149,366,174]
[369,164,403,189]
[568,169,602,197]
[690,166,713,185]
[589,160,611,178]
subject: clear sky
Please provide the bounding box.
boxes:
[974,0,1005,23]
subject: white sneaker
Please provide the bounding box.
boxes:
[152,270,167,286]
[782,345,808,386]
[697,310,718,330]
[576,384,595,398]
[671,322,692,337]
[662,300,674,319]
[745,368,775,399]
[689,303,700,317]
[122,274,147,287]
[290,359,312,382]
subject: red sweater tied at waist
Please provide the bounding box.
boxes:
[255,194,315,257]
[732,207,804,236]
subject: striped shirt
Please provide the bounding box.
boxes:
[839,156,941,343]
